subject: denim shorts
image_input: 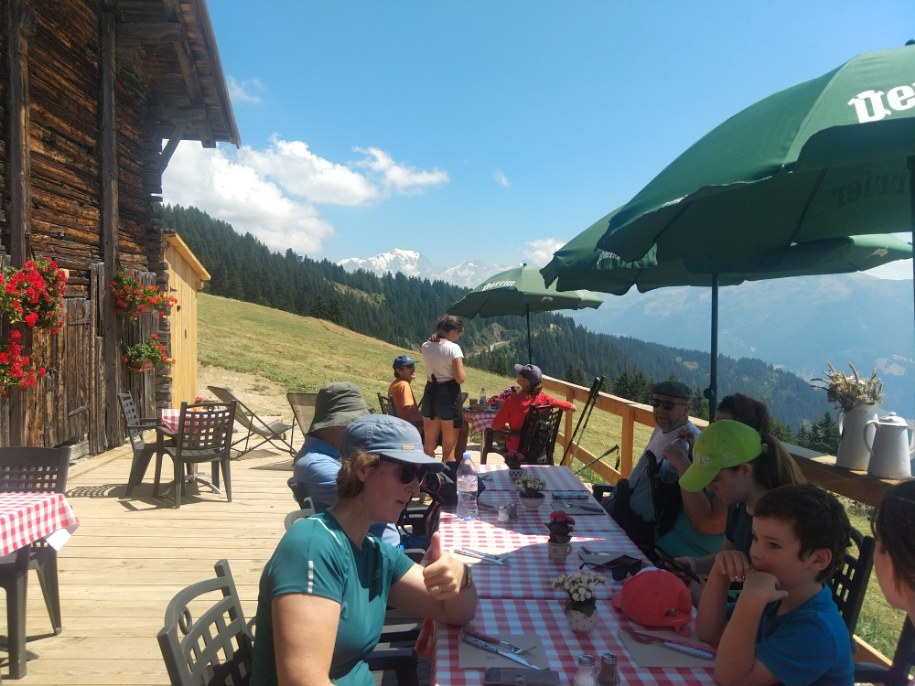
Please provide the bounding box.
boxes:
[424,385,460,421]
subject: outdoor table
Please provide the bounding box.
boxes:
[475,492,619,535]
[478,463,590,492]
[464,408,499,435]
[0,492,80,557]
[431,597,715,686]
[0,492,80,678]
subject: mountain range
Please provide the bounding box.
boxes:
[340,249,915,419]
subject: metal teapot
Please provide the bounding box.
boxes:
[864,413,914,479]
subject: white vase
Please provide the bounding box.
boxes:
[836,404,879,470]
[519,493,544,511]
[547,541,572,561]
[566,607,597,633]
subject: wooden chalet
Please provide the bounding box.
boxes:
[0,0,239,453]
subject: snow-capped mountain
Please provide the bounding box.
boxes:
[338,249,509,288]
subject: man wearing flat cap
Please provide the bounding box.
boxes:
[293,381,400,546]
[388,355,424,430]
[606,379,723,556]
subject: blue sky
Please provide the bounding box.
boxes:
[162,1,914,279]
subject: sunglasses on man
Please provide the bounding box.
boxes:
[380,457,428,485]
[650,399,687,411]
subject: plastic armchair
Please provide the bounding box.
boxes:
[283,498,316,530]
[0,445,71,678]
[378,393,398,416]
[154,401,237,508]
[829,526,875,639]
[208,385,296,457]
[118,391,178,496]
[854,616,915,686]
[157,559,254,686]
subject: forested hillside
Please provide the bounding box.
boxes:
[161,204,833,434]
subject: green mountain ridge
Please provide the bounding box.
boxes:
[161,204,832,432]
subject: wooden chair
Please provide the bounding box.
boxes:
[829,526,875,639]
[0,446,71,678]
[854,616,915,686]
[378,393,398,416]
[208,385,296,457]
[157,559,254,686]
[154,401,237,508]
[481,404,564,465]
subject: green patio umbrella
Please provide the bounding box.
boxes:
[542,207,912,409]
[448,264,603,364]
[594,42,915,309]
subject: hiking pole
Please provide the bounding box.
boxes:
[574,443,619,475]
[561,375,604,467]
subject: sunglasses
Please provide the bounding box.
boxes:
[650,399,687,411]
[580,555,643,581]
[380,457,428,485]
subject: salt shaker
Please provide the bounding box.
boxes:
[597,652,619,686]
[497,505,509,523]
[573,653,596,686]
[506,502,519,520]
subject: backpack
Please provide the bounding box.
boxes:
[605,450,683,548]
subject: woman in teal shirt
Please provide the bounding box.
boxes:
[251,415,478,686]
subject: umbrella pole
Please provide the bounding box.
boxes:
[910,155,915,353]
[526,305,533,364]
[706,274,719,416]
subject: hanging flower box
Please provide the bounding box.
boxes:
[0,258,68,332]
[122,334,175,371]
[110,271,177,321]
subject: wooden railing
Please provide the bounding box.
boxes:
[541,374,900,667]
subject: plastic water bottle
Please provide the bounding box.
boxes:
[479,387,487,405]
[456,452,478,521]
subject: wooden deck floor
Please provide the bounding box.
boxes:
[0,442,305,685]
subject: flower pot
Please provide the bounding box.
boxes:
[836,403,879,470]
[518,492,544,511]
[127,359,154,372]
[139,303,155,314]
[565,607,597,633]
[508,467,523,483]
[548,541,572,561]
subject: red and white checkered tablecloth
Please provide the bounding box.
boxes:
[478,464,590,492]
[475,493,617,535]
[160,408,181,433]
[439,510,644,599]
[432,598,715,686]
[0,492,80,557]
[464,409,499,435]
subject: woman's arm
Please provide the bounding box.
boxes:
[451,357,466,385]
[388,533,477,625]
[273,593,340,686]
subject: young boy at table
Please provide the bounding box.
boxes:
[696,483,853,686]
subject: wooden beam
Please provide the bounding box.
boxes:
[117,22,181,43]
[149,105,205,123]
[7,0,32,266]
[158,122,186,173]
[99,9,121,449]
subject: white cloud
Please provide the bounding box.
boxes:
[227,77,264,105]
[162,138,450,256]
[240,138,379,205]
[353,147,449,195]
[523,238,566,267]
[493,169,511,187]
[162,143,333,255]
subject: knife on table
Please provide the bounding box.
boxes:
[462,628,529,654]
[561,500,604,513]
[462,633,543,670]
[621,629,716,660]
[453,547,508,565]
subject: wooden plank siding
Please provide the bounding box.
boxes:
[0,0,237,450]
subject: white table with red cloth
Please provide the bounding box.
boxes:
[0,492,80,557]
[478,464,590,492]
[431,598,715,686]
[463,409,499,435]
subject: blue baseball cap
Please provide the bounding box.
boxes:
[393,355,417,368]
[342,415,444,471]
